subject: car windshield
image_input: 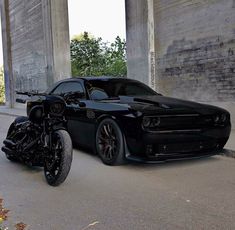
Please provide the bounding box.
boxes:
[86,79,157,100]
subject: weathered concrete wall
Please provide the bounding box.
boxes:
[1,0,71,106]
[125,0,149,86]
[126,0,235,103]
[9,0,46,92]
[154,0,235,102]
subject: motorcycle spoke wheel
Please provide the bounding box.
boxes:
[44,130,73,186]
[45,134,62,178]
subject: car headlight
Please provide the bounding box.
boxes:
[142,116,161,128]
[213,113,228,124]
[142,117,151,127]
[221,114,227,123]
[213,115,220,123]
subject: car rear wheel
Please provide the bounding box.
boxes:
[96,118,125,166]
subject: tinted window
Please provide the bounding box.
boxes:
[52,82,85,98]
[52,83,65,95]
[86,79,157,99]
[90,89,108,100]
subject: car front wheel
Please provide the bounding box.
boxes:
[96,118,125,166]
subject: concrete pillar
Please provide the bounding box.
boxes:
[1,0,14,107]
[1,0,71,107]
[125,0,157,90]
[43,0,71,85]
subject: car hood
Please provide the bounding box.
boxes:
[103,95,227,115]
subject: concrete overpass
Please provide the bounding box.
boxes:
[0,0,235,122]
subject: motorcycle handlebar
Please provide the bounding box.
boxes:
[16,91,46,96]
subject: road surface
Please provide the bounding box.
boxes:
[0,114,234,230]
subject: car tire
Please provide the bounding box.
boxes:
[96,118,126,166]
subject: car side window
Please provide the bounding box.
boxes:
[90,88,108,100]
[52,82,85,98]
[120,84,155,96]
[51,83,66,95]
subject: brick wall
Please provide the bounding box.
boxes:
[154,0,235,102]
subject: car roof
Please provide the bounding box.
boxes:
[78,76,129,81]
[46,76,135,92]
[56,76,138,82]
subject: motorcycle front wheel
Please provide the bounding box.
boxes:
[44,130,73,186]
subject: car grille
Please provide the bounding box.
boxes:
[144,138,228,158]
[158,141,217,154]
[150,114,214,130]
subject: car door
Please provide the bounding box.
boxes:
[51,81,95,147]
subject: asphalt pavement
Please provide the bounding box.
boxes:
[0,114,235,230]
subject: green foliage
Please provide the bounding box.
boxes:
[103,36,127,76]
[70,32,127,77]
[0,68,5,104]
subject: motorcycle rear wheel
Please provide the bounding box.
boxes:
[44,130,73,186]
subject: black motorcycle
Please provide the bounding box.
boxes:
[1,92,73,186]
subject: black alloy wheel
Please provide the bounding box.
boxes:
[44,130,72,186]
[96,118,125,165]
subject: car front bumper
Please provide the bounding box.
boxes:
[125,124,231,163]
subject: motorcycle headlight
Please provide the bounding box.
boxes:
[29,105,43,123]
[50,102,65,116]
[142,116,161,128]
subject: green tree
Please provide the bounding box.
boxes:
[71,32,106,76]
[70,32,127,77]
[0,67,5,104]
[104,36,127,76]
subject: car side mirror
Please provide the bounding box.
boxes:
[16,98,26,104]
[78,102,86,108]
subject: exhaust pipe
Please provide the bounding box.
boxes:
[1,146,14,155]
[3,139,16,148]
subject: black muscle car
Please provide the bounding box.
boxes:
[26,77,231,165]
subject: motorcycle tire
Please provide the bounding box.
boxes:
[44,130,73,186]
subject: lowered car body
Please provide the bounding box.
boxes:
[27,77,231,165]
